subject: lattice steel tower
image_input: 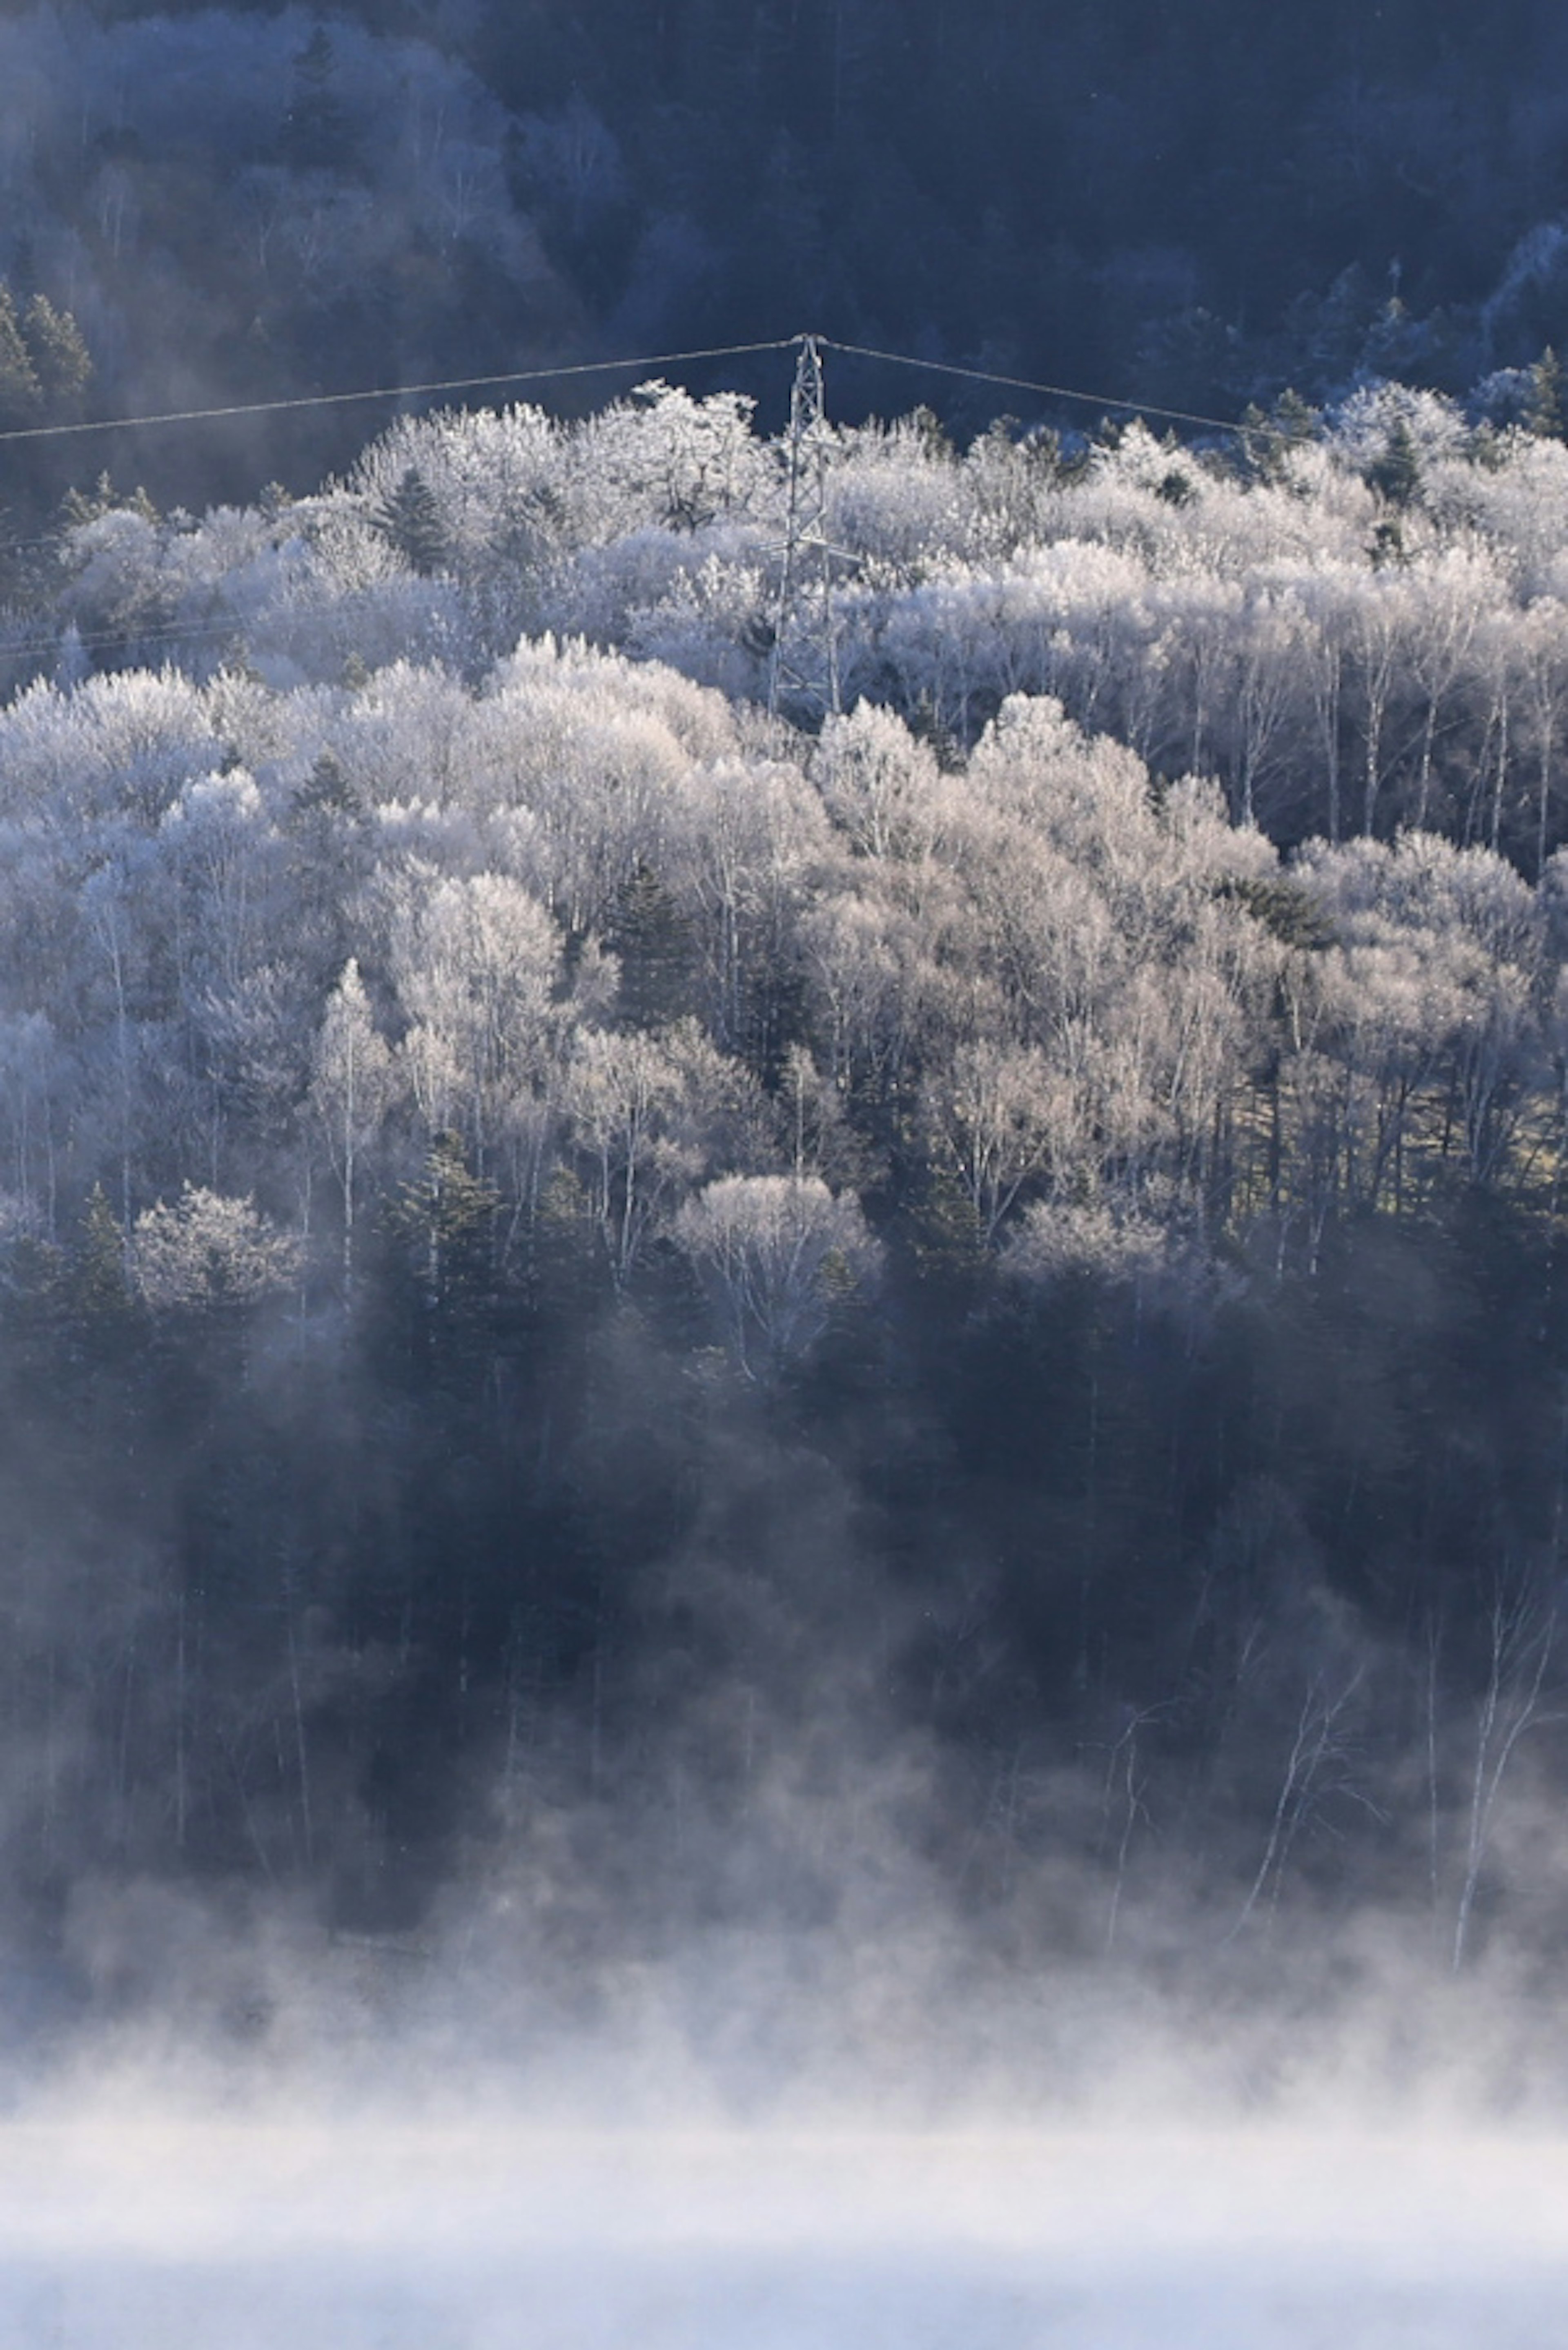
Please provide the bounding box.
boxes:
[768,334,842,723]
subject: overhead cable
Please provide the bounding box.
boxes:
[0,338,800,447]
[820,338,1290,441]
[0,330,1316,460]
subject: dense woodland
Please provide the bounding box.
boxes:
[13,0,1568,506]
[3,376,1568,2025]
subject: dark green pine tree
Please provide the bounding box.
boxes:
[1243,387,1321,483]
[22,295,91,417]
[397,1133,501,1316]
[0,283,41,429]
[290,748,363,826]
[58,473,159,535]
[1366,417,1421,509]
[375,467,450,575]
[605,860,694,1032]
[1526,346,1564,440]
[282,24,351,171]
[58,1184,141,1389]
[285,752,370,983]
[70,1184,131,1318]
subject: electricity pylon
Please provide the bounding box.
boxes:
[767,334,842,723]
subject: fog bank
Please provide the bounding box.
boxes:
[2,2116,1566,2347]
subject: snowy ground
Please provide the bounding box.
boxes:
[1,2121,1566,2347]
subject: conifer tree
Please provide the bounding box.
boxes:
[68,1178,133,1314]
[59,472,157,529]
[605,861,693,1032]
[1526,346,1564,440]
[397,1132,501,1314]
[1366,417,1420,508]
[283,23,350,171]
[22,295,91,416]
[0,283,41,428]
[291,749,363,826]
[62,1182,140,1377]
[374,467,449,575]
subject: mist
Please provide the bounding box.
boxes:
[13,5,1568,2335]
[8,1547,1568,2350]
[4,2113,1567,2346]
[8,1927,1568,2349]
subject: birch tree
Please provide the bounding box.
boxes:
[309,959,396,1294]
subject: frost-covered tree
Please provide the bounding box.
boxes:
[309,959,397,1293]
[132,1184,298,1312]
[672,1172,879,1376]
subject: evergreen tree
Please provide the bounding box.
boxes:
[374,467,450,574]
[71,1185,131,1324]
[1243,388,1320,483]
[58,471,157,529]
[605,861,694,1033]
[282,24,350,172]
[0,283,41,429]
[22,295,91,417]
[396,1133,501,1316]
[290,748,363,826]
[1366,417,1421,508]
[1526,346,1564,440]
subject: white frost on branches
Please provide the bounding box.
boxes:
[132,1184,299,1311]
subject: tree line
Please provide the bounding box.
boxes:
[21,374,1568,865]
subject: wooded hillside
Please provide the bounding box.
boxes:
[5,377,1568,2020]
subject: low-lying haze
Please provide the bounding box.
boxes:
[3,2106,1567,2346]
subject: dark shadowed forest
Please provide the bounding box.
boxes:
[9,0,1568,500]
[8,2,1568,2045]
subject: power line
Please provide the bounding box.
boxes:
[0,337,800,448]
[820,338,1289,443]
[0,328,1309,462]
[0,588,437,669]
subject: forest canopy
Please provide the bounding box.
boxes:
[1,372,1568,2009]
